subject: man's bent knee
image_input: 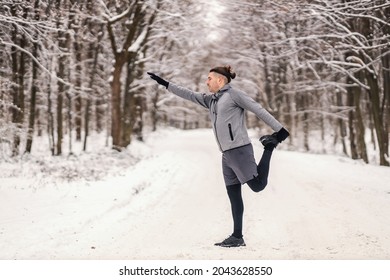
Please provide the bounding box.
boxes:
[246,177,267,193]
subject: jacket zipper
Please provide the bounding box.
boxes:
[228,123,234,141]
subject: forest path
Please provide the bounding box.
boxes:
[1,129,390,259]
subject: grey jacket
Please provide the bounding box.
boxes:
[167,83,283,152]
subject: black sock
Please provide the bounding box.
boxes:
[226,184,243,238]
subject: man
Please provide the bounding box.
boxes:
[147,65,289,247]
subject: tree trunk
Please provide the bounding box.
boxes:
[56,0,65,155]
[121,57,136,147]
[383,51,390,157]
[47,68,55,156]
[353,77,368,163]
[74,40,82,142]
[25,0,40,153]
[347,87,358,160]
[365,72,388,165]
[66,92,73,155]
[151,86,160,132]
[380,6,390,158]
[107,1,150,150]
[303,106,309,151]
[133,57,146,142]
[83,37,102,151]
[25,41,38,153]
[359,18,389,166]
[83,1,104,151]
[71,2,82,142]
[10,4,27,157]
[17,26,26,154]
[55,0,72,156]
[110,58,125,150]
[261,45,273,110]
[335,90,348,156]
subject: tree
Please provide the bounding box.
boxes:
[25,0,41,154]
[103,0,157,150]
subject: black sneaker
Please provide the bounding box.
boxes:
[259,134,279,149]
[214,235,246,247]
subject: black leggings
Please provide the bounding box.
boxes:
[226,149,273,238]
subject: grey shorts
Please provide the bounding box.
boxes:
[222,144,258,186]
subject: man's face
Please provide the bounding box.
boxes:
[206,72,221,93]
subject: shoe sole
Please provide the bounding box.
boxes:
[215,243,246,248]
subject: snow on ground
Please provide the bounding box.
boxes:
[0,128,389,260]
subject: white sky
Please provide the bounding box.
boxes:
[201,0,226,42]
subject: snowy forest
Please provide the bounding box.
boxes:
[1,0,389,166]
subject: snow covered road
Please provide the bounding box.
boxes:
[1,129,390,259]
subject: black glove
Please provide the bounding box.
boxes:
[147,72,169,88]
[274,127,290,143]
